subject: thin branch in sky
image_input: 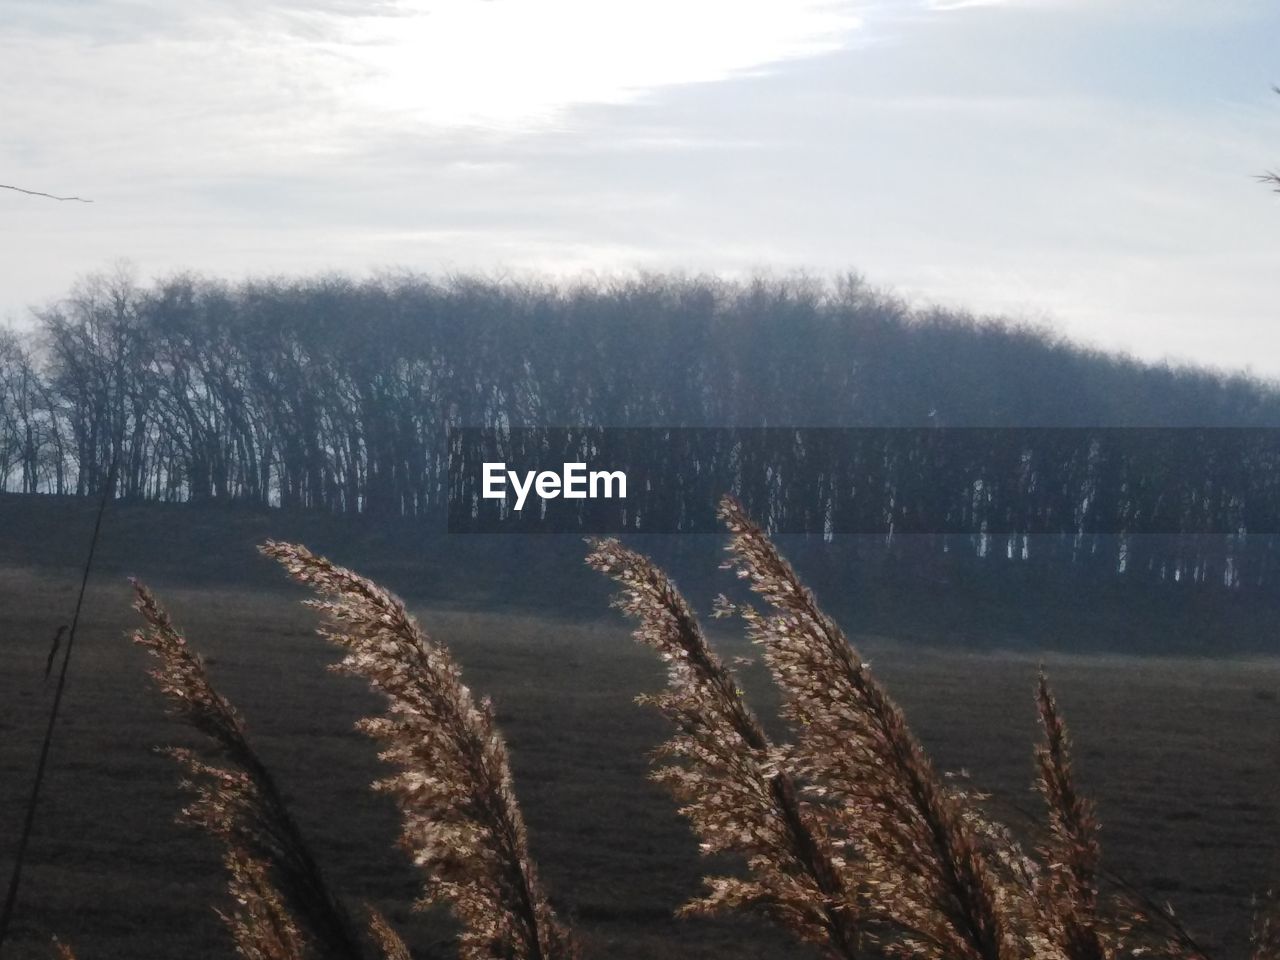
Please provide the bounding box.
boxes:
[0,183,93,203]
[1264,87,1280,194]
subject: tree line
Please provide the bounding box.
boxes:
[448,426,1280,591]
[3,267,1280,591]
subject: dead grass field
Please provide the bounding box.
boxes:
[1,559,1278,959]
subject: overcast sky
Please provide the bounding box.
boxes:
[3,0,1278,375]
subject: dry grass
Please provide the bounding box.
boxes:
[584,534,863,956]
[588,498,1276,960]
[1033,674,1107,960]
[708,499,1019,960]
[129,581,390,960]
[0,501,1277,959]
[260,541,574,960]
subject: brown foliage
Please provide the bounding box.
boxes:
[130,580,372,960]
[103,497,1271,960]
[585,536,864,958]
[1035,673,1107,960]
[261,541,575,960]
[590,496,1267,960]
[715,496,1022,960]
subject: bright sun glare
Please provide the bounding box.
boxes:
[333,0,864,130]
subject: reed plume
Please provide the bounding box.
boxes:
[366,908,413,960]
[716,495,1025,960]
[261,541,574,960]
[130,580,372,960]
[102,508,1268,960]
[218,850,307,960]
[1034,673,1109,960]
[1034,674,1220,960]
[585,537,866,958]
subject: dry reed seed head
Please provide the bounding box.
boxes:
[587,537,871,959]
[129,579,245,749]
[1033,674,1113,960]
[218,850,308,960]
[161,752,300,879]
[365,908,413,960]
[1034,674,1102,875]
[715,495,1027,960]
[130,585,275,850]
[262,540,575,960]
[1102,891,1221,960]
[129,580,369,960]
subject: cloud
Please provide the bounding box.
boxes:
[3,0,1279,376]
[923,0,1023,10]
[6,0,868,135]
[316,0,868,130]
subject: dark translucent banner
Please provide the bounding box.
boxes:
[445,427,1280,535]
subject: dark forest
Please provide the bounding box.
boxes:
[3,269,1280,604]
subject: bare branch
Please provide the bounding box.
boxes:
[0,183,93,203]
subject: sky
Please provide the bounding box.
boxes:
[2,0,1278,375]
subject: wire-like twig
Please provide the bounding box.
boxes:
[42,626,68,682]
[0,183,93,203]
[0,448,117,952]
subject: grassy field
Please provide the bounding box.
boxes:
[1,546,1278,958]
